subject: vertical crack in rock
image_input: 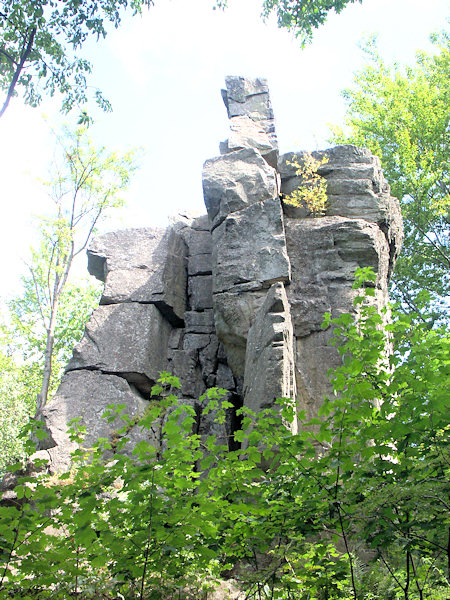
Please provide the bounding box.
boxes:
[22,76,403,478]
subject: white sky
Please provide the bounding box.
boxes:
[0,0,448,300]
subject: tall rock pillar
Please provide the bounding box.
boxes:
[203,76,403,426]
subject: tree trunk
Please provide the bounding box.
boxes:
[37,297,58,413]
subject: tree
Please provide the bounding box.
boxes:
[0,0,153,118]
[18,125,136,412]
[0,280,99,473]
[0,125,136,471]
[331,35,449,322]
[262,0,361,43]
[216,0,362,45]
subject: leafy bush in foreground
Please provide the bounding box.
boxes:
[0,269,448,599]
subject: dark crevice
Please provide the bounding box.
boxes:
[193,403,202,436]
[87,253,107,282]
[379,219,398,281]
[95,298,185,328]
[227,393,243,451]
[145,301,185,328]
[64,366,155,400]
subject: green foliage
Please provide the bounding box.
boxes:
[331,34,450,322]
[0,271,448,598]
[216,0,363,45]
[0,279,100,473]
[6,279,101,392]
[283,152,329,215]
[0,0,153,118]
[0,346,30,473]
[261,0,362,44]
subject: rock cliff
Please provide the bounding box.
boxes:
[36,77,403,472]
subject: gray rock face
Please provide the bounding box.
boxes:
[40,370,152,473]
[67,303,173,393]
[203,148,279,230]
[278,146,403,277]
[22,76,403,480]
[243,283,296,425]
[213,290,266,379]
[220,77,278,168]
[285,216,390,337]
[88,227,188,326]
[212,197,291,293]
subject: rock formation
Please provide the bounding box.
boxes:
[34,76,403,473]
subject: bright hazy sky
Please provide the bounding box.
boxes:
[0,0,448,299]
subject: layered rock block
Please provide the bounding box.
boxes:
[36,76,403,473]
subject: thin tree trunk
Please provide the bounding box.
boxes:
[37,296,58,413]
[37,245,73,412]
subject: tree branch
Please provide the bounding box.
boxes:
[0,47,18,66]
[0,26,36,117]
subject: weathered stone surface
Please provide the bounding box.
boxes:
[88,227,187,325]
[227,116,274,152]
[183,333,211,352]
[67,303,172,392]
[278,146,375,179]
[199,334,219,380]
[170,350,205,398]
[213,290,266,379]
[182,227,213,275]
[220,76,278,168]
[169,329,183,349]
[278,146,403,274]
[203,148,279,230]
[188,254,212,276]
[284,216,390,337]
[191,214,211,231]
[224,76,269,104]
[295,329,343,422]
[223,79,271,117]
[243,283,296,425]
[39,370,151,473]
[185,310,215,334]
[221,116,278,167]
[184,229,213,256]
[212,197,291,293]
[216,362,236,391]
[188,275,213,310]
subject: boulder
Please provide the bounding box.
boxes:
[67,303,173,393]
[279,146,403,278]
[87,227,187,326]
[212,197,291,294]
[39,370,152,473]
[213,290,266,379]
[221,115,278,167]
[203,148,279,230]
[222,76,274,124]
